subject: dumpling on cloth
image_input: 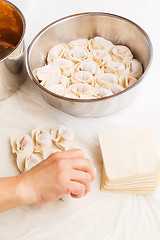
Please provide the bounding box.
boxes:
[75,60,100,76]
[126,59,143,79]
[71,71,94,85]
[110,45,133,64]
[90,37,113,51]
[52,58,74,77]
[25,153,42,171]
[35,64,61,83]
[10,135,34,172]
[67,47,89,63]
[11,135,34,154]
[92,49,112,67]
[32,127,52,153]
[51,126,75,150]
[47,44,68,63]
[68,38,90,49]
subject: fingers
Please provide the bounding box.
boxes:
[48,149,96,199]
[70,170,92,194]
[51,148,86,160]
[51,151,96,181]
[68,181,85,198]
[70,158,96,181]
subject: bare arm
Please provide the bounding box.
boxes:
[0,176,24,212]
[0,149,96,212]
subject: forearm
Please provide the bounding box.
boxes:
[0,176,25,212]
[0,150,96,212]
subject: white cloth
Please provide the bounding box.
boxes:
[0,0,160,239]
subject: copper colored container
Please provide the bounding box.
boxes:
[0,0,26,100]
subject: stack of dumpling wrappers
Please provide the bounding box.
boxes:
[99,128,160,194]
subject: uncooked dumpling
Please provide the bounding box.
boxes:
[41,74,69,88]
[35,64,61,83]
[103,61,125,75]
[51,126,75,150]
[90,37,113,51]
[126,59,143,79]
[107,83,125,94]
[34,36,143,99]
[92,49,112,66]
[53,58,74,77]
[68,38,90,49]
[118,68,130,87]
[25,154,42,171]
[71,71,94,85]
[11,134,34,172]
[47,44,68,63]
[67,47,89,63]
[75,60,100,76]
[32,127,52,153]
[97,73,118,86]
[45,83,67,96]
[69,83,93,98]
[93,88,113,98]
[125,76,138,88]
[10,126,79,180]
[11,134,34,154]
[110,45,133,63]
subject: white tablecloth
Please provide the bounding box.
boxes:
[0,0,160,239]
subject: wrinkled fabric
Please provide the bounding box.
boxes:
[0,0,160,239]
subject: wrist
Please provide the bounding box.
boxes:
[15,174,35,206]
[0,175,30,212]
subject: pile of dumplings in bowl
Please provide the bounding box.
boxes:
[35,36,143,100]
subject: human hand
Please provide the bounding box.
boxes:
[17,149,96,205]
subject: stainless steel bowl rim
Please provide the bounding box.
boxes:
[26,12,153,103]
[0,0,26,62]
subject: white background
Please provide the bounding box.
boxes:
[0,0,160,239]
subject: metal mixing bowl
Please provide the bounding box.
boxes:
[26,12,152,117]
